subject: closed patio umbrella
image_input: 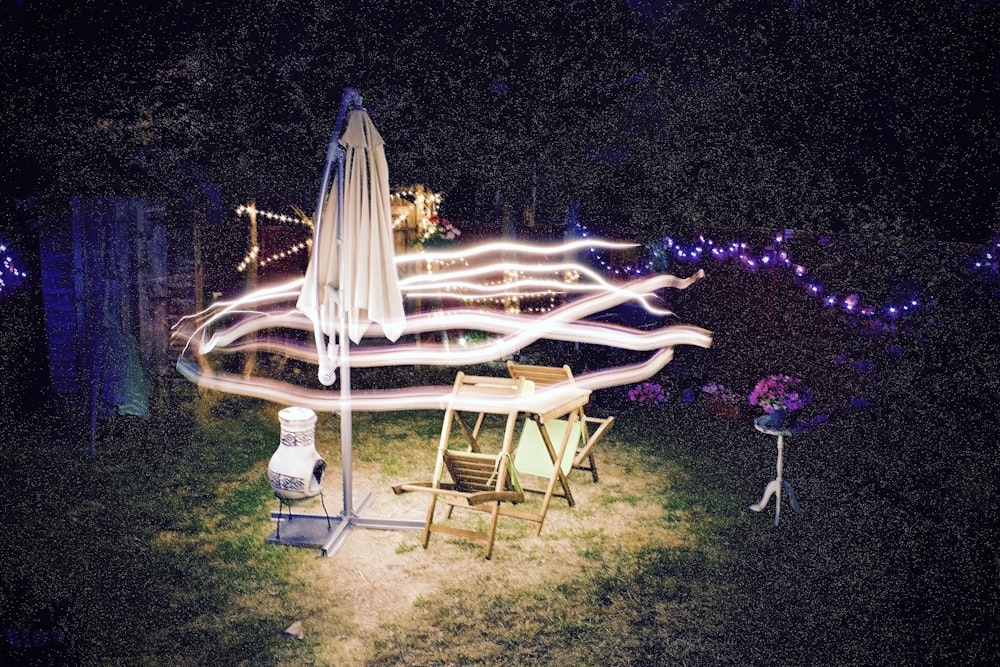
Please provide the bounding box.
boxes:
[297,93,405,384]
[281,88,420,555]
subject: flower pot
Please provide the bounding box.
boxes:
[763,409,793,429]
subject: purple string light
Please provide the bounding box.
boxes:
[969,233,1000,285]
[572,221,934,331]
[0,235,28,299]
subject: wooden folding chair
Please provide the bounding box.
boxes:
[394,371,591,558]
[506,361,615,482]
[392,372,530,559]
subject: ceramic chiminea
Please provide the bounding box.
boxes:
[267,406,326,503]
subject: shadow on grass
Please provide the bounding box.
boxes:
[368,400,998,666]
[0,391,322,665]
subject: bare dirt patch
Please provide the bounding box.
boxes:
[267,419,697,666]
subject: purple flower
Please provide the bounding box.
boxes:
[749,375,812,413]
[701,381,740,403]
[627,382,668,406]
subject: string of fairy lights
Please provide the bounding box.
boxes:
[227,201,1000,324]
[234,205,313,273]
[234,191,443,274]
[0,237,27,298]
[571,220,934,331]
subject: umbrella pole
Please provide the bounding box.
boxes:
[319,191,421,557]
[271,89,423,557]
[336,305,375,522]
[336,147,355,520]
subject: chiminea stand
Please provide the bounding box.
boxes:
[264,405,423,556]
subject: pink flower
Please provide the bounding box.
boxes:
[749,375,812,413]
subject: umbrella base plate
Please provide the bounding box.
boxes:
[267,490,423,556]
[267,512,343,550]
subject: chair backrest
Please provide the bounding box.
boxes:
[507,360,612,484]
[506,361,576,388]
[513,418,581,478]
[506,362,584,478]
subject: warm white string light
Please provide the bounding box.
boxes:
[236,245,260,273]
[234,204,314,273]
[391,186,448,245]
[235,204,313,228]
[258,240,312,269]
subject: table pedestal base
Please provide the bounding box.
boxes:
[750,423,805,526]
[749,479,802,526]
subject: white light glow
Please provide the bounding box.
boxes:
[174,238,712,412]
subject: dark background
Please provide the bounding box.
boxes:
[2,0,998,242]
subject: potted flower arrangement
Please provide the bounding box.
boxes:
[627,382,668,407]
[748,374,812,429]
[417,215,462,247]
[701,381,741,420]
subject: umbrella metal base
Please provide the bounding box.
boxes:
[267,490,423,557]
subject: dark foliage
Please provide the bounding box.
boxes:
[2,1,997,243]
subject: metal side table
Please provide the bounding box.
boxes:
[750,415,804,526]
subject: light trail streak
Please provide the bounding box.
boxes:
[398,248,667,313]
[393,239,637,266]
[182,273,705,363]
[177,345,692,413]
[174,238,713,412]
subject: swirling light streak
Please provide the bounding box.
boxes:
[179,251,695,356]
[174,248,712,411]
[400,275,668,311]
[395,238,636,266]
[172,278,307,355]
[180,272,705,366]
[186,311,711,369]
[177,341,697,414]
[399,246,669,314]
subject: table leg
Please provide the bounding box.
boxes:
[774,434,783,526]
[749,479,780,513]
[749,434,790,525]
[783,480,803,514]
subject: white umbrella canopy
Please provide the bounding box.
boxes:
[297,106,405,384]
[276,93,425,556]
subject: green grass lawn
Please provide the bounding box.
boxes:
[4,249,999,665]
[2,377,996,665]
